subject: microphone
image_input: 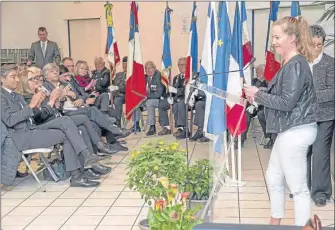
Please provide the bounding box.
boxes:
[185,57,256,105]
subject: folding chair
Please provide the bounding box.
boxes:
[21,146,59,192]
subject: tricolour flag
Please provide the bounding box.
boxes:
[264,1,281,81]
[185,2,198,82]
[125,2,147,120]
[161,4,172,90]
[200,2,218,140]
[226,2,247,136]
[104,3,120,66]
[291,1,301,17]
[240,1,253,86]
[207,1,231,154]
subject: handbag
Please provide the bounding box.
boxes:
[43,158,70,181]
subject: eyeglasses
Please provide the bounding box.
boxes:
[178,64,186,67]
[314,43,323,48]
[28,76,43,82]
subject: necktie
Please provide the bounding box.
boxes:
[41,42,46,57]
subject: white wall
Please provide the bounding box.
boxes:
[1,2,331,71]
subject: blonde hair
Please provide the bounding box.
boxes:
[28,66,42,75]
[75,60,89,76]
[17,70,31,95]
[16,63,27,73]
[273,16,313,62]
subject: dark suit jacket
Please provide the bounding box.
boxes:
[170,73,186,101]
[28,40,61,68]
[146,70,164,99]
[312,53,335,122]
[1,88,36,149]
[69,77,89,102]
[112,72,126,97]
[92,67,110,93]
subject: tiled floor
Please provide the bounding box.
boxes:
[1,130,334,230]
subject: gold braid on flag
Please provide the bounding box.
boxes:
[104,2,114,27]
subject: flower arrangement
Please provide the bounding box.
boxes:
[148,177,202,230]
[126,139,187,205]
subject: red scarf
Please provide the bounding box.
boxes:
[75,75,91,88]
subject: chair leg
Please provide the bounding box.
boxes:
[39,153,59,182]
[24,154,32,174]
[260,134,265,145]
[21,155,46,192]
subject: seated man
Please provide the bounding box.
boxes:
[144,61,164,136]
[42,64,129,150]
[158,57,188,139]
[189,89,209,142]
[1,66,100,187]
[110,56,127,128]
[239,64,268,148]
[90,57,112,114]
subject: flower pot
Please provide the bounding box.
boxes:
[138,218,150,230]
[189,199,213,223]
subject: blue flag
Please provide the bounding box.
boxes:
[291,1,301,17]
[161,5,172,90]
[207,1,231,154]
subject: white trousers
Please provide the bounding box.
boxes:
[266,123,317,226]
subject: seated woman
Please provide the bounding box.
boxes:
[75,60,113,116]
[20,67,114,178]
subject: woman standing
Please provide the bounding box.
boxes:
[244,16,317,226]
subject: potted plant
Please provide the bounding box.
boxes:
[126,139,188,230]
[186,159,214,223]
[148,178,202,230]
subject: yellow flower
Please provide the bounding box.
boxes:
[157,139,164,145]
[158,177,169,189]
[170,142,179,151]
[169,184,178,196]
[167,191,174,204]
[160,148,165,152]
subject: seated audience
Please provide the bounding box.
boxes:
[144,61,165,136]
[110,56,127,128]
[307,25,335,207]
[1,66,100,187]
[158,57,188,139]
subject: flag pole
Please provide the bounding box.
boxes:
[131,2,138,134]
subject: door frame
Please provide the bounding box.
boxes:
[66,17,101,57]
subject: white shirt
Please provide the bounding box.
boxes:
[40,40,48,55]
[2,86,12,94]
[308,52,323,74]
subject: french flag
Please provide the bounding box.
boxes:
[226,2,247,137]
[264,1,281,81]
[240,1,253,86]
[125,2,147,120]
[104,3,120,66]
[200,2,218,140]
[185,2,198,83]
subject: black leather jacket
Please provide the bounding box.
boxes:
[91,67,110,93]
[255,55,317,134]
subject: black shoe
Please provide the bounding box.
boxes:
[70,176,100,187]
[146,125,156,136]
[176,129,187,140]
[80,149,100,167]
[91,164,112,175]
[264,139,274,149]
[314,197,327,207]
[199,136,210,142]
[109,142,128,151]
[82,169,101,180]
[16,171,28,178]
[96,141,117,155]
[173,129,182,137]
[189,131,203,141]
[158,127,171,136]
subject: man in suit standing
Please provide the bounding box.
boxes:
[1,66,100,187]
[110,56,127,128]
[307,25,335,207]
[27,27,61,69]
[144,61,164,136]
